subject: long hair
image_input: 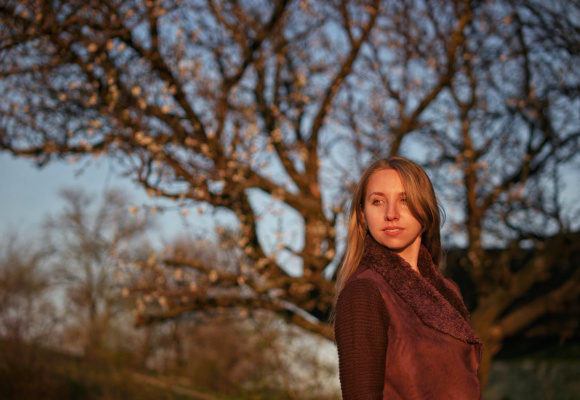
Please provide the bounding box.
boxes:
[335,156,444,297]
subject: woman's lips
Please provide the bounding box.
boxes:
[382,227,404,236]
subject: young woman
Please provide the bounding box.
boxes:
[334,157,482,400]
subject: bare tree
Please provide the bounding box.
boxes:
[0,236,60,399]
[44,188,152,355]
[417,1,580,383]
[1,0,579,385]
[0,236,56,344]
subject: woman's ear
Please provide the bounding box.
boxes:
[360,212,368,231]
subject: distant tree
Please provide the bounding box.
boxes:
[44,188,153,356]
[0,236,60,399]
[0,236,55,344]
[1,0,579,385]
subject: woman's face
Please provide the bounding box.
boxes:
[362,169,423,264]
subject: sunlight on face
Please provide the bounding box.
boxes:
[363,169,423,268]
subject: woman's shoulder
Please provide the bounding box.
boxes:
[341,272,381,295]
[337,269,386,309]
[335,269,390,329]
[345,261,384,285]
[443,277,464,299]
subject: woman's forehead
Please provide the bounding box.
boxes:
[366,169,404,191]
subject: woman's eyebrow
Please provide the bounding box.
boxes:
[367,191,406,198]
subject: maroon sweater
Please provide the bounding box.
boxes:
[335,236,482,400]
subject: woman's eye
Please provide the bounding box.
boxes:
[401,198,408,203]
[372,199,382,205]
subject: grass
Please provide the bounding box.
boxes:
[0,338,317,400]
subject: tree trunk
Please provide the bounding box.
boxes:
[477,335,502,389]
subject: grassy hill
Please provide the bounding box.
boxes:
[0,338,302,400]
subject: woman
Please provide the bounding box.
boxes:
[334,157,482,400]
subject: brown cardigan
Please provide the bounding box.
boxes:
[335,236,482,400]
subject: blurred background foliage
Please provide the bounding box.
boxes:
[0,188,339,399]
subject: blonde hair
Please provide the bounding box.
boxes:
[335,156,444,297]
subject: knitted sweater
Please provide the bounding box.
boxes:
[335,235,482,400]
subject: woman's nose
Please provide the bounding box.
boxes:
[384,203,399,220]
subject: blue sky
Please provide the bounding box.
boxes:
[0,153,205,245]
[0,152,306,275]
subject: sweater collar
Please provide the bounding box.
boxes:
[361,235,481,345]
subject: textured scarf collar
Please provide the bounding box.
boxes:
[361,235,481,345]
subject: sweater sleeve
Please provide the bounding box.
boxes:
[334,278,389,400]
